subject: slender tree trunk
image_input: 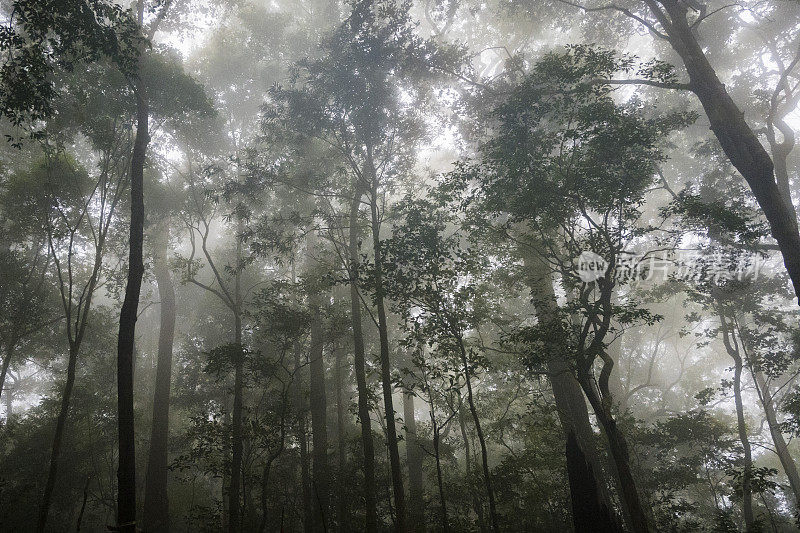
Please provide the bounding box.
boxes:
[334,343,350,531]
[732,353,754,529]
[76,477,90,532]
[455,336,499,533]
[366,149,407,532]
[258,461,273,533]
[143,230,176,532]
[653,0,800,303]
[716,308,754,529]
[115,61,149,533]
[309,295,330,530]
[429,399,448,533]
[229,312,244,533]
[37,343,80,532]
[293,341,313,533]
[753,370,800,509]
[458,393,487,533]
[300,416,313,533]
[348,186,378,531]
[403,390,425,532]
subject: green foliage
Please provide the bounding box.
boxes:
[0,0,141,136]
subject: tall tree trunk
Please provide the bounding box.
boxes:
[458,393,487,533]
[651,0,800,303]
[348,186,378,531]
[115,58,149,533]
[334,343,350,532]
[717,309,754,529]
[403,390,425,532]
[753,369,800,510]
[427,387,448,533]
[565,431,617,533]
[37,343,81,532]
[309,295,330,531]
[229,312,244,533]
[366,148,407,532]
[455,336,499,533]
[732,354,754,529]
[293,343,314,533]
[522,251,621,532]
[300,416,313,533]
[143,230,176,532]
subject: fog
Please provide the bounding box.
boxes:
[1,0,800,531]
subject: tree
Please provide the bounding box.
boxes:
[449,46,693,531]
[260,2,460,528]
[382,197,500,531]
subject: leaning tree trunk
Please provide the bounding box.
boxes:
[455,335,499,533]
[143,230,177,532]
[579,376,651,533]
[458,393,488,533]
[366,148,407,532]
[309,295,330,530]
[37,343,80,532]
[403,390,426,532]
[753,369,800,510]
[348,185,379,531]
[653,0,800,303]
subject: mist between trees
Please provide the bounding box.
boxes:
[2,0,800,532]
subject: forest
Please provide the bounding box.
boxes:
[1,0,800,531]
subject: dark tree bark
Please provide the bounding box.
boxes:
[578,374,650,533]
[566,432,618,533]
[403,390,425,532]
[648,0,800,303]
[309,296,330,530]
[143,230,176,532]
[348,186,379,531]
[366,147,407,532]
[115,54,149,533]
